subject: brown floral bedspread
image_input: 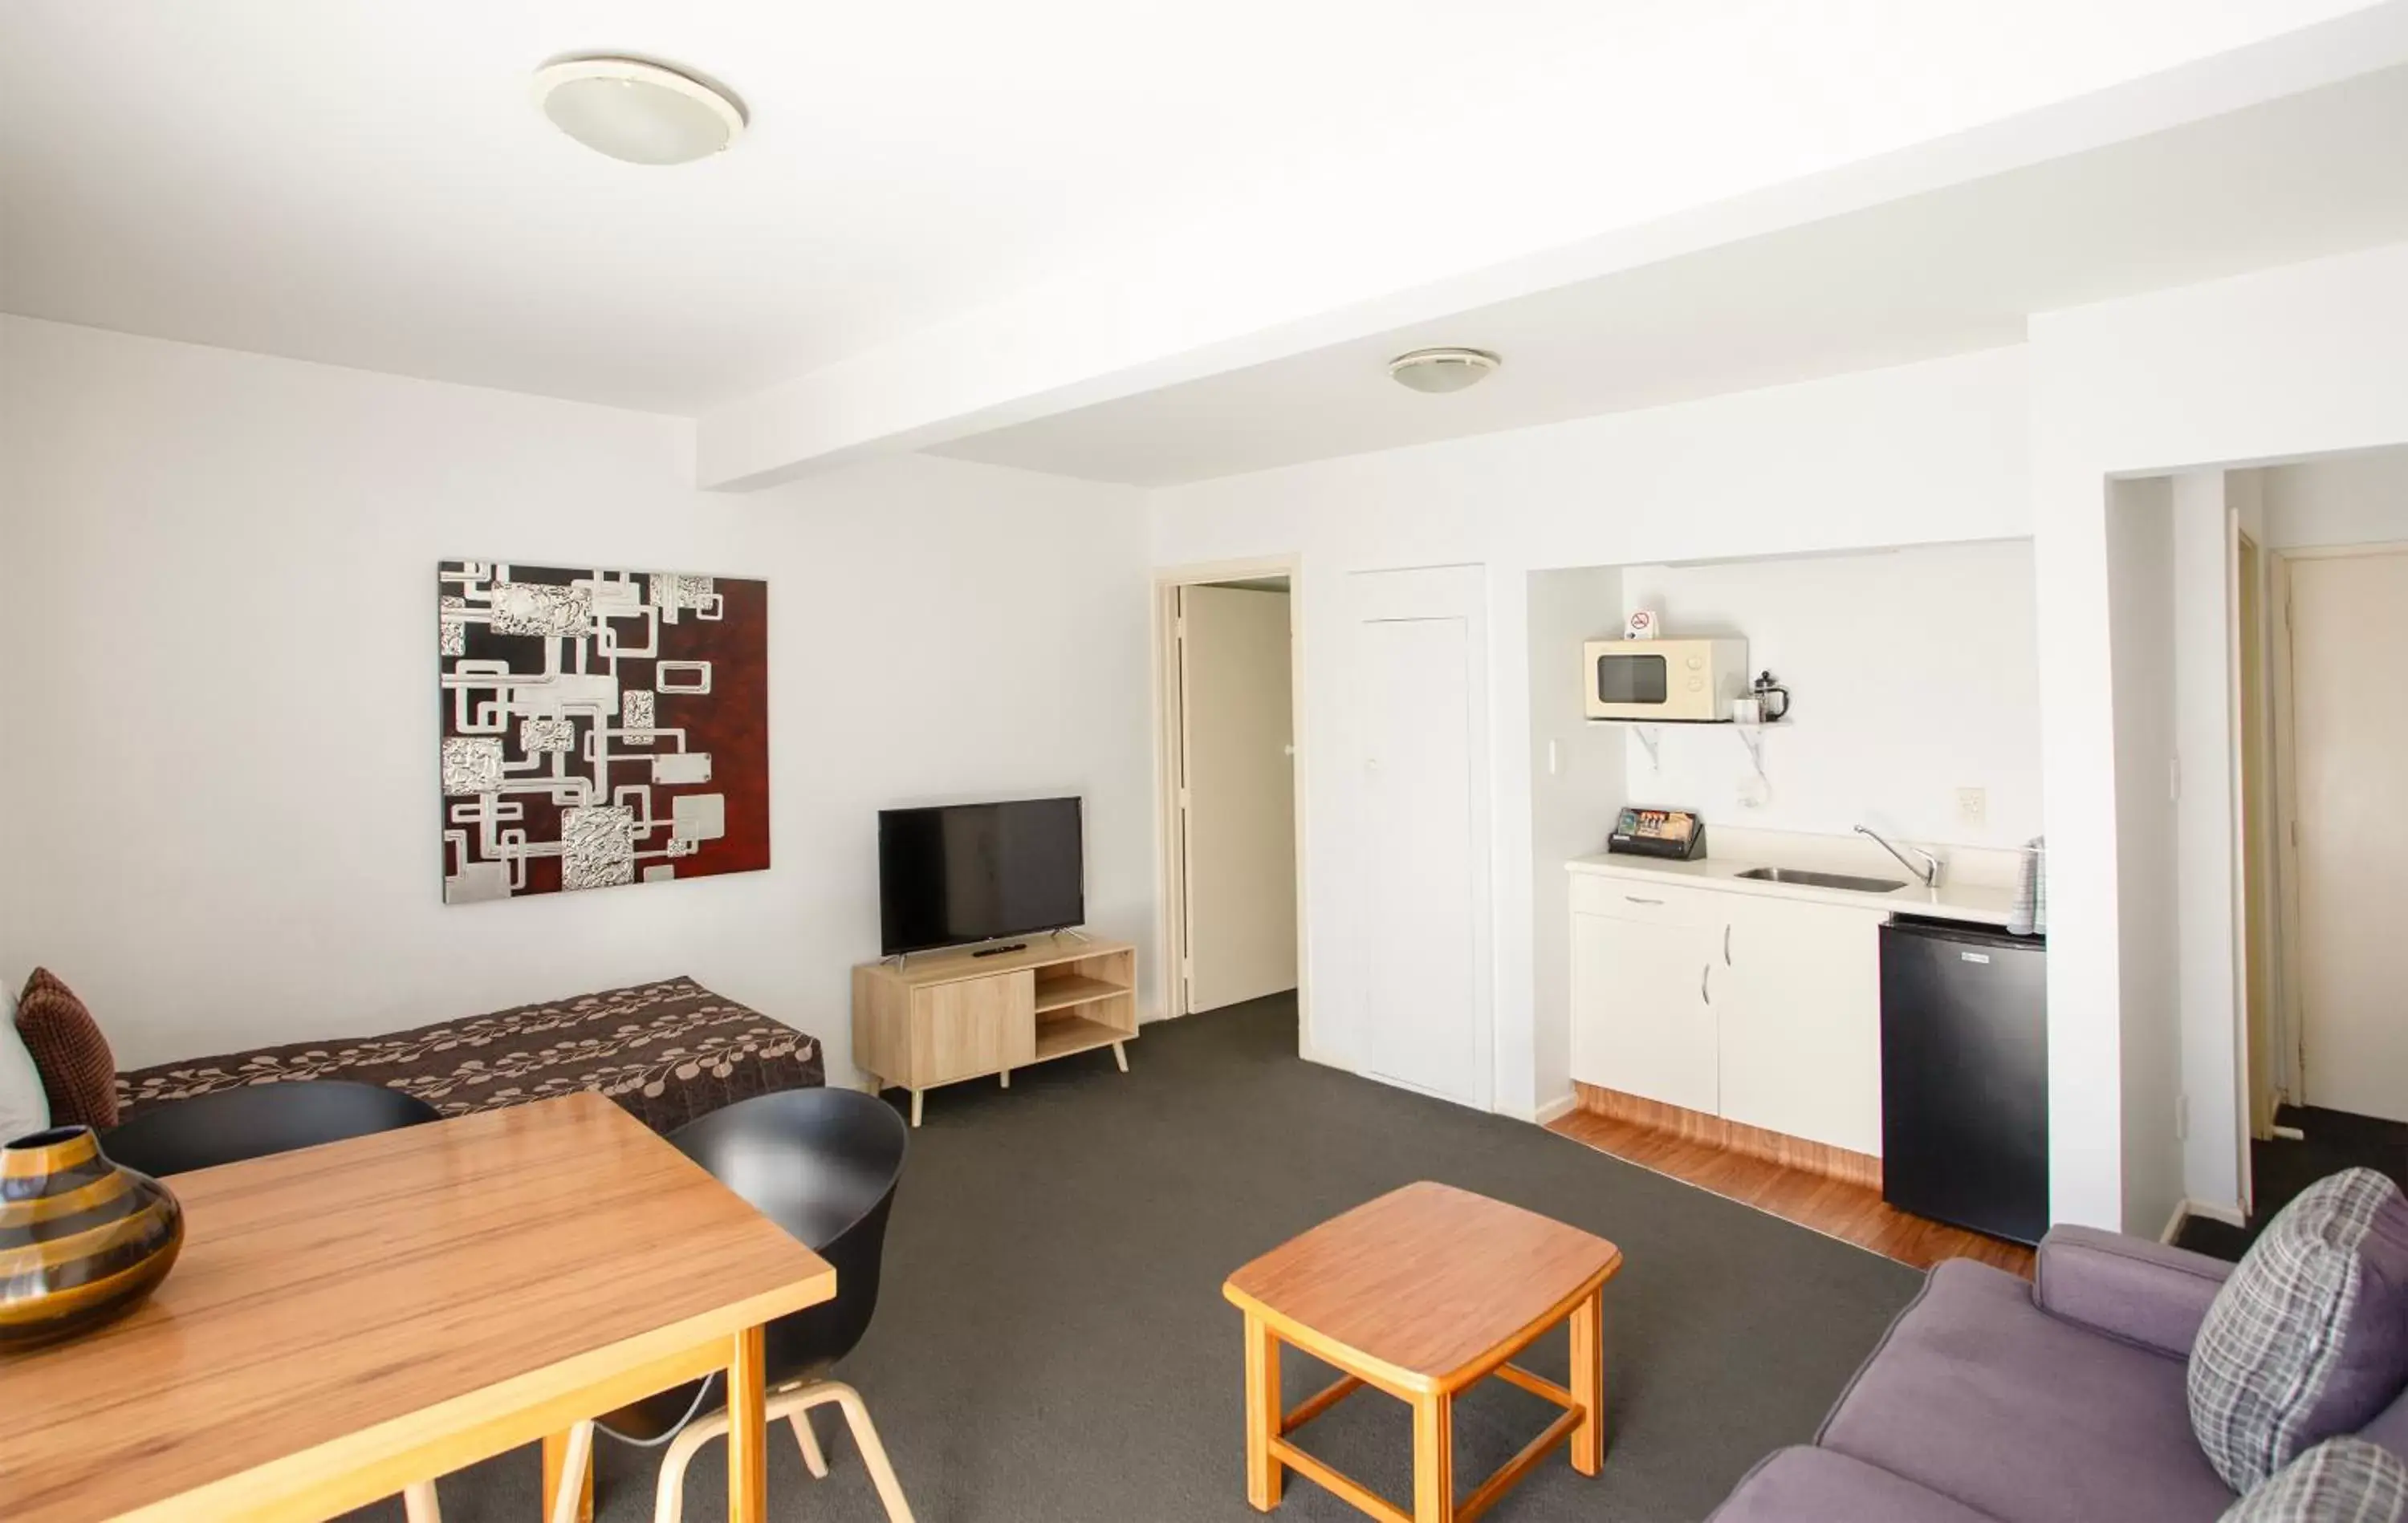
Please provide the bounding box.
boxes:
[112,977,822,1135]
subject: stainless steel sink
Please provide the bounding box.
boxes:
[1735,867,1908,893]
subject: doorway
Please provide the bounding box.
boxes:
[1155,563,1306,1032]
[2280,545,2408,1124]
[2109,453,2408,1258]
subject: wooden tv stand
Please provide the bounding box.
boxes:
[852,936,1137,1126]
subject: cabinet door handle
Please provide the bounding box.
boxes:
[1624,895,1663,906]
[1701,964,1712,1006]
[1723,924,1732,966]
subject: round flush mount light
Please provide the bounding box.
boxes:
[1388,347,1500,394]
[531,57,746,165]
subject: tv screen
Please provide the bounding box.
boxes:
[878,797,1085,956]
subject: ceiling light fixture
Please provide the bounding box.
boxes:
[1388,347,1500,394]
[531,57,746,165]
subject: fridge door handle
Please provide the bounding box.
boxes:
[1701,963,1712,1006]
[1723,924,1732,966]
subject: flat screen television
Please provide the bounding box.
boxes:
[877,797,1085,956]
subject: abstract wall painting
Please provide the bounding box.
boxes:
[437,561,768,903]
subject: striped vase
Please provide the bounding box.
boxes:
[0,1125,184,1350]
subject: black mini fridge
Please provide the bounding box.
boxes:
[1879,916,2048,1245]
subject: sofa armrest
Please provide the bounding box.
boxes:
[2031,1224,2233,1358]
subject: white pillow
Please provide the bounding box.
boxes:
[0,985,51,1143]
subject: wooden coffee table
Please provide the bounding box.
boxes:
[1222,1181,1624,1523]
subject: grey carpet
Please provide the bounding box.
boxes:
[344,993,1917,1523]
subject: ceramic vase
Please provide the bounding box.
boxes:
[0,1125,184,1350]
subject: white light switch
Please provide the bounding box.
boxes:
[1956,787,1987,826]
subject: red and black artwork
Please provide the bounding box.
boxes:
[437,561,768,902]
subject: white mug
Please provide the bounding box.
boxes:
[1731,696,1763,724]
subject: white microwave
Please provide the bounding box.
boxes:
[1583,637,1748,721]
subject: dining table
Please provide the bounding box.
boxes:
[0,1089,836,1522]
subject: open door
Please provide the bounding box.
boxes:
[1176,583,1299,1013]
[2287,548,2408,1124]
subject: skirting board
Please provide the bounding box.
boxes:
[1531,1094,1580,1126]
[2181,1198,2248,1232]
[2158,1200,2190,1245]
[1572,1082,1881,1189]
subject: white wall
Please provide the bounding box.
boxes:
[2032,238,2408,1228]
[1146,237,2408,1230]
[2102,466,2260,1229]
[1151,345,2031,1119]
[0,316,1157,1078]
[1617,541,2040,847]
[1527,566,1629,1116]
[2172,470,2254,1219]
[2264,448,2408,547]
[2109,477,2184,1238]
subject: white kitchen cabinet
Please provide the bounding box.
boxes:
[1718,895,1887,1155]
[1570,908,1720,1115]
[1567,870,1897,1158]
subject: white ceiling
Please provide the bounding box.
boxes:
[0,1,2382,424]
[936,62,2408,485]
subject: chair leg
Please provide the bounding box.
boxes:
[548,1423,594,1523]
[653,1411,724,1523]
[791,1407,831,1478]
[401,1480,441,1523]
[796,1380,915,1523]
[643,1381,906,1521]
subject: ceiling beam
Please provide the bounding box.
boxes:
[694,5,2408,492]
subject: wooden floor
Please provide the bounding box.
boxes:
[1548,1107,2034,1277]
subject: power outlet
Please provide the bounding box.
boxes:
[1956,787,1987,827]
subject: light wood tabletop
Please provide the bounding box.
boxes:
[1224,1180,1622,1393]
[0,1090,836,1523]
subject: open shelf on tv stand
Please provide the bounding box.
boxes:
[852,936,1137,1127]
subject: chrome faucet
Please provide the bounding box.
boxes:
[1857,824,1944,889]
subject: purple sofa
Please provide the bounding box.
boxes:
[1711,1225,2408,1521]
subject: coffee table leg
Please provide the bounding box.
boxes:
[1413,1391,1454,1521]
[1243,1312,1282,1509]
[1569,1287,1605,1476]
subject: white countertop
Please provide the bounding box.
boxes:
[1565,831,2023,928]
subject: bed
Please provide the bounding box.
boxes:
[112,976,823,1135]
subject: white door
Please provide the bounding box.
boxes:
[1570,911,1719,1114]
[1178,584,1297,1012]
[1358,615,1481,1103]
[2291,551,2408,1123]
[1719,897,1885,1154]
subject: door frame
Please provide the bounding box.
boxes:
[2268,538,2408,1118]
[1151,557,1312,1055]
[2236,530,2276,1164]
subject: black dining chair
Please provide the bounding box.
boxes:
[569,1086,914,1523]
[101,1080,441,1179]
[100,1078,447,1522]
